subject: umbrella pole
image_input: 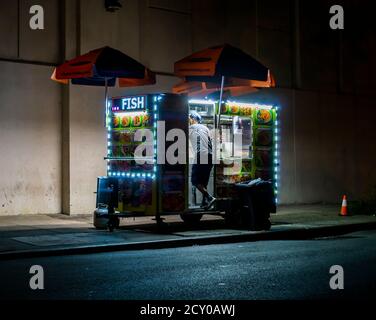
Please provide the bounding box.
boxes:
[104,78,108,127]
[214,75,225,199]
[217,75,225,155]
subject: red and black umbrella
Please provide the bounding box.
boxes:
[51,46,156,125]
[172,44,274,98]
[51,46,155,87]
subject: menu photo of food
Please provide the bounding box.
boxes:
[228,104,240,115]
[132,114,143,127]
[120,132,133,144]
[255,128,273,147]
[255,108,273,125]
[112,115,121,128]
[121,114,131,127]
[240,105,252,116]
[220,103,229,114]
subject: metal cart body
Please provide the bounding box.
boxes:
[94,93,279,230]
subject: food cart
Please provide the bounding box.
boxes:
[95,93,279,230]
[51,45,278,231]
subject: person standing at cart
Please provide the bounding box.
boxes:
[189,111,216,209]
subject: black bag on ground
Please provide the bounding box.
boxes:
[234,178,276,230]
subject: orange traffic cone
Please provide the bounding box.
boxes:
[339,195,347,216]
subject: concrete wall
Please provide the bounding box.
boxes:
[139,0,192,72]
[0,61,61,214]
[0,0,61,62]
[0,0,62,215]
[0,0,375,215]
[0,1,18,59]
[66,85,107,214]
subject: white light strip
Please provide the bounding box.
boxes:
[188,99,215,105]
[226,100,274,110]
[112,111,147,117]
[108,171,155,179]
[272,105,279,204]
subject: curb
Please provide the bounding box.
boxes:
[1,221,376,261]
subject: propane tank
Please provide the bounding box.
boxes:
[93,204,109,229]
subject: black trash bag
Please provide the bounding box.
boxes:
[234,178,276,230]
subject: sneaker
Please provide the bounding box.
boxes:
[200,197,208,208]
[205,195,216,209]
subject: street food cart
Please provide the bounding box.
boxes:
[51,45,278,231]
[95,93,279,230]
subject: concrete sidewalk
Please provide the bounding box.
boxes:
[0,205,375,260]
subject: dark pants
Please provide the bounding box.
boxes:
[191,153,213,188]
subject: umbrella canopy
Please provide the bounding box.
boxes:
[51,46,156,87]
[173,44,275,97]
[51,46,156,127]
[173,76,274,98]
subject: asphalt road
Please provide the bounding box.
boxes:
[0,230,375,300]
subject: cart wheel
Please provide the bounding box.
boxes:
[180,213,203,225]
